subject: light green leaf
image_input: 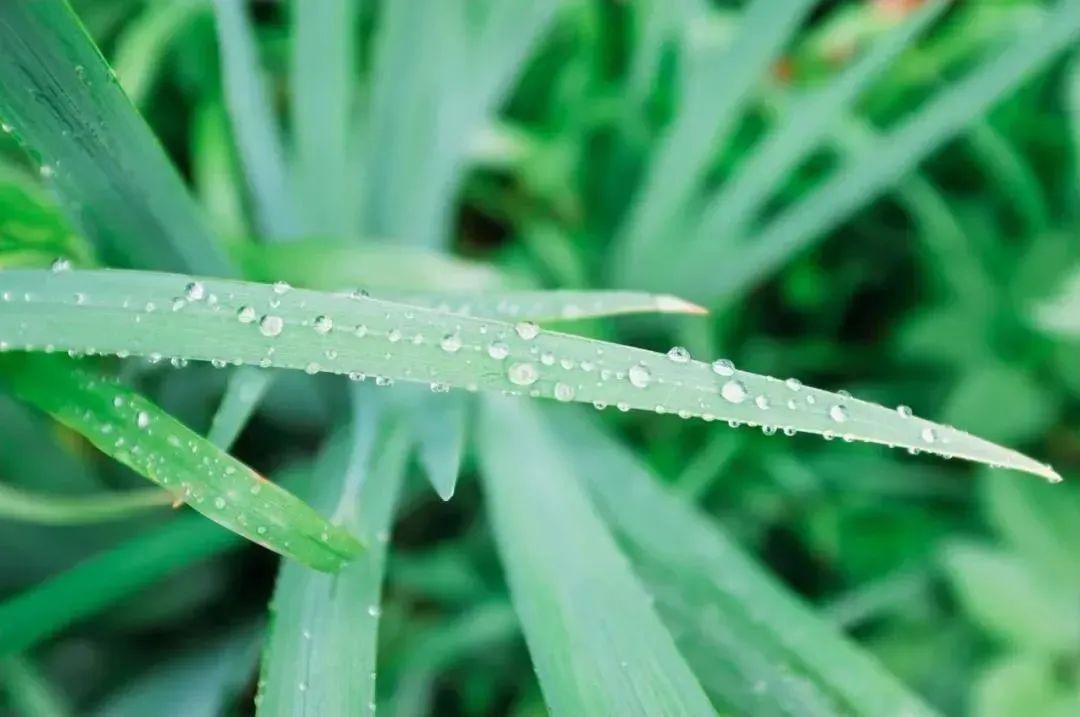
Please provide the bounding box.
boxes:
[211,0,301,240]
[291,0,358,238]
[0,656,71,717]
[615,0,817,274]
[0,268,1060,481]
[382,289,706,322]
[667,0,1080,305]
[0,0,230,275]
[0,170,94,270]
[409,390,468,501]
[206,366,274,448]
[973,655,1080,717]
[0,482,170,526]
[0,353,361,572]
[477,398,717,716]
[233,241,505,292]
[256,391,410,716]
[112,0,208,106]
[690,0,946,245]
[548,408,938,717]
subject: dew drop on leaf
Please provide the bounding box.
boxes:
[711,359,735,376]
[259,315,284,337]
[514,321,540,340]
[829,405,849,423]
[667,346,691,363]
[628,363,652,388]
[721,379,748,404]
[508,362,539,386]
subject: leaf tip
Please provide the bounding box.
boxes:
[655,294,708,315]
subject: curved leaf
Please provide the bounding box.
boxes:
[0,353,362,572]
[0,268,1059,480]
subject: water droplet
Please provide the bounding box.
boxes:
[184,281,205,301]
[313,315,333,334]
[487,341,509,360]
[515,321,540,340]
[829,405,849,423]
[508,362,539,386]
[785,377,802,391]
[721,380,747,404]
[272,281,291,295]
[553,382,575,402]
[667,346,691,363]
[50,257,71,273]
[896,405,913,418]
[711,359,736,376]
[429,382,450,393]
[136,411,150,429]
[259,315,284,337]
[39,163,55,179]
[628,363,652,389]
[387,328,402,343]
[921,427,938,443]
[440,333,462,353]
[755,395,770,410]
[213,497,226,510]
[367,604,382,618]
[233,306,254,323]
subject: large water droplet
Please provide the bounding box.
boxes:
[553,382,575,402]
[487,341,509,360]
[440,333,462,353]
[896,405,913,418]
[184,281,206,301]
[628,363,652,389]
[313,315,333,334]
[508,362,539,386]
[259,315,284,337]
[721,380,747,404]
[515,321,540,340]
[921,427,938,444]
[667,346,691,363]
[711,359,736,376]
[829,405,849,423]
[237,306,256,324]
[136,410,150,429]
[785,377,802,391]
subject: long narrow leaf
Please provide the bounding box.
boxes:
[0,268,1059,480]
[668,0,1080,305]
[614,0,817,274]
[0,353,361,572]
[0,0,229,275]
[477,397,717,716]
[212,0,301,240]
[0,483,170,526]
[291,0,357,237]
[549,408,939,717]
[690,0,946,247]
[256,392,410,716]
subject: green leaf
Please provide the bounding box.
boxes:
[409,389,467,501]
[0,0,230,275]
[666,0,1080,305]
[548,409,939,717]
[206,366,274,448]
[0,268,1060,480]
[233,241,505,292]
[112,0,208,106]
[291,0,358,238]
[477,398,717,716]
[211,0,302,240]
[0,482,169,525]
[382,289,706,322]
[973,655,1080,717]
[0,513,236,656]
[690,0,947,246]
[0,656,71,717]
[943,364,1056,445]
[0,170,94,270]
[615,0,817,273]
[942,541,1080,653]
[256,391,410,716]
[0,353,361,572]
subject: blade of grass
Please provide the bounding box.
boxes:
[0,382,291,656]
[0,353,361,572]
[381,290,706,322]
[477,397,717,716]
[689,0,946,249]
[206,366,274,448]
[0,0,230,275]
[112,0,208,106]
[668,0,1080,305]
[256,390,410,716]
[410,390,467,501]
[0,170,95,270]
[0,483,170,525]
[233,241,505,292]
[548,408,939,717]
[211,0,301,241]
[614,0,817,275]
[0,268,1059,480]
[0,656,71,717]
[291,0,358,238]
